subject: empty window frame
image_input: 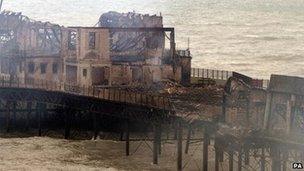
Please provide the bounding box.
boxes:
[68,30,77,50]
[40,63,47,74]
[0,29,15,44]
[83,69,87,77]
[28,62,35,74]
[89,32,96,49]
[52,63,58,74]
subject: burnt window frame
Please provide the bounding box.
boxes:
[88,32,96,49]
[28,62,35,74]
[40,63,47,74]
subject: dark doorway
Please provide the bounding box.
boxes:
[92,67,109,85]
[66,65,77,84]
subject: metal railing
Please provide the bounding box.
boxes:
[191,68,233,80]
[0,76,171,110]
[191,68,270,89]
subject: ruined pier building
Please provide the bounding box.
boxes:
[0,11,192,88]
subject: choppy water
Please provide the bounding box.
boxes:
[2,0,304,78]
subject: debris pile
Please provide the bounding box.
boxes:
[120,79,224,123]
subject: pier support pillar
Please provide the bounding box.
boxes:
[244,148,250,165]
[238,149,242,171]
[64,108,71,139]
[125,120,130,156]
[260,148,266,171]
[5,101,11,133]
[153,124,159,165]
[26,101,32,131]
[177,121,183,171]
[36,103,42,136]
[185,124,192,154]
[203,128,209,171]
[12,101,16,127]
[158,123,162,155]
[92,113,99,140]
[214,139,220,171]
[229,150,234,171]
[271,146,281,171]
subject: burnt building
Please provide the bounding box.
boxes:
[61,11,191,87]
[0,11,62,83]
[0,11,192,88]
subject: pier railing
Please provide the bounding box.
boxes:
[191,68,233,80]
[191,68,270,89]
[0,76,171,110]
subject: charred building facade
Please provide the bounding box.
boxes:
[0,11,191,88]
[0,11,62,83]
